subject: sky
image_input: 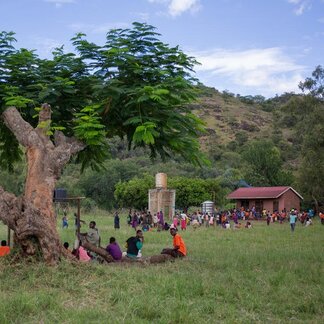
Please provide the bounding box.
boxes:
[0,0,323,97]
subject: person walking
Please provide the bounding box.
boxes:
[289,210,298,232]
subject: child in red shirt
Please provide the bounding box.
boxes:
[0,240,10,257]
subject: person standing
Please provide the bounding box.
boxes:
[159,210,164,228]
[266,211,271,226]
[132,212,139,229]
[180,213,187,231]
[62,212,68,229]
[114,211,120,230]
[289,210,298,232]
[153,213,158,227]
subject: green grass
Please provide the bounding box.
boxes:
[1,216,324,323]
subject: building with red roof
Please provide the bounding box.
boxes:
[227,186,303,214]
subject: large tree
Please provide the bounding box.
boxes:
[241,139,293,186]
[284,66,324,211]
[0,23,206,264]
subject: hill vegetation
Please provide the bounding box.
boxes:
[0,24,322,213]
[1,83,320,212]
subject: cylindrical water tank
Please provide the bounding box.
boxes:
[156,173,167,189]
[201,200,214,214]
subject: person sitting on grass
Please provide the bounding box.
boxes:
[72,241,91,262]
[81,221,100,247]
[233,222,242,229]
[320,211,324,225]
[161,227,186,258]
[106,237,122,261]
[0,240,10,257]
[126,229,144,259]
[245,221,252,229]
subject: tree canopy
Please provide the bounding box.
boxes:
[241,139,293,187]
[0,22,207,172]
[284,65,324,210]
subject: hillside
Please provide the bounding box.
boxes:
[190,87,297,171]
[194,90,272,143]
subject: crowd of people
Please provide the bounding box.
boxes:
[120,207,320,233]
[1,206,322,260]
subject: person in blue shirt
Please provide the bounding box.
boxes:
[126,229,144,258]
[308,209,314,218]
[289,210,298,232]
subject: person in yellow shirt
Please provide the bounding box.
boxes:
[0,240,10,257]
[161,227,186,258]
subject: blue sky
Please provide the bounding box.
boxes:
[0,0,323,97]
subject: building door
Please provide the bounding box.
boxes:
[255,200,263,213]
[273,200,279,212]
[241,200,249,210]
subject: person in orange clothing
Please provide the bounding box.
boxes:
[0,240,10,257]
[161,227,186,258]
[320,211,324,225]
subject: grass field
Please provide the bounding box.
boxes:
[0,214,323,323]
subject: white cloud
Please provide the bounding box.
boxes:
[191,47,305,96]
[68,22,130,34]
[148,0,201,17]
[287,0,311,15]
[44,0,76,8]
[131,12,151,21]
[168,0,201,16]
[29,37,63,58]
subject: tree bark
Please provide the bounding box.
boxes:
[0,105,86,265]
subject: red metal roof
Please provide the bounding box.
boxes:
[227,186,303,200]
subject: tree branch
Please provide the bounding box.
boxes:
[52,132,86,175]
[2,107,42,148]
[0,186,21,230]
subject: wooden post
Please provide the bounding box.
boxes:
[77,198,81,239]
[7,227,11,246]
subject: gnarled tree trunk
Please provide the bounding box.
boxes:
[0,104,86,265]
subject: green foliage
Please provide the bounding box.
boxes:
[114,175,223,210]
[299,65,324,100]
[235,131,249,146]
[242,140,294,186]
[114,174,154,210]
[80,159,142,209]
[169,177,221,209]
[282,66,324,209]
[0,23,207,172]
[132,122,159,145]
[71,22,208,167]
